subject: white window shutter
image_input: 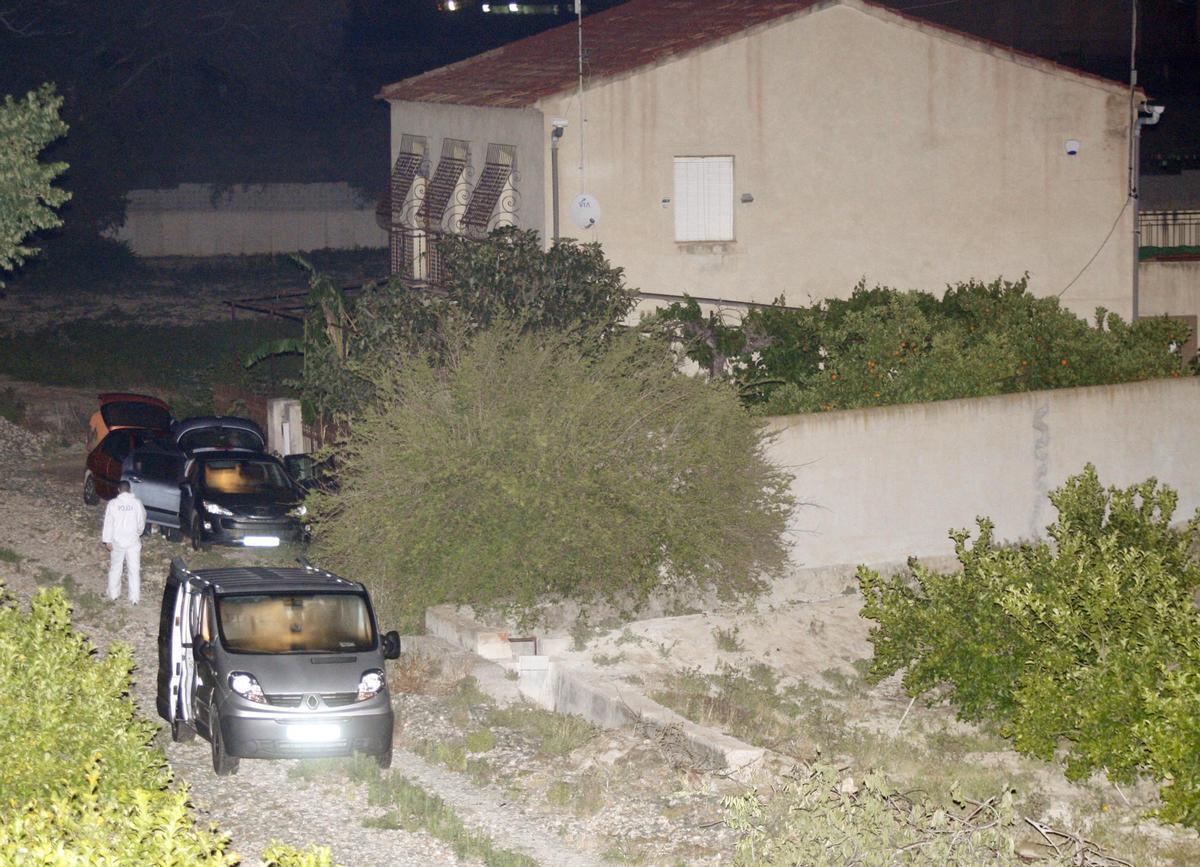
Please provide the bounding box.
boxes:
[674,156,733,242]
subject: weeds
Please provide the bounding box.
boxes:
[366,770,537,867]
[713,626,744,653]
[0,387,26,424]
[466,729,497,753]
[0,547,21,566]
[592,652,625,667]
[486,704,596,756]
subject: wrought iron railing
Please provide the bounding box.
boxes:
[1140,209,1200,249]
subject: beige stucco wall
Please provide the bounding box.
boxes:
[537,0,1135,318]
[1139,260,1200,318]
[765,377,1200,576]
[386,101,547,239]
[110,183,387,257]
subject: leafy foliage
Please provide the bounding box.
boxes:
[0,584,233,861]
[311,323,793,628]
[724,763,1067,866]
[0,84,69,284]
[646,277,1191,413]
[254,230,636,423]
[858,467,1200,827]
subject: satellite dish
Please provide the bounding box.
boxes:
[570,194,601,230]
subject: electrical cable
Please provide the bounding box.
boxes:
[1056,198,1131,298]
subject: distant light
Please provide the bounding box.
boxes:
[509,2,518,10]
[481,2,490,8]
[446,0,458,9]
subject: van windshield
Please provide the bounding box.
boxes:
[216,592,376,654]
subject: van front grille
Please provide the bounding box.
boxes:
[265,692,359,708]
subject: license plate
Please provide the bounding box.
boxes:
[285,723,341,743]
[243,536,280,548]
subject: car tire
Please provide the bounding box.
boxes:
[190,515,206,552]
[375,749,393,770]
[83,471,99,506]
[171,716,195,743]
[210,711,239,776]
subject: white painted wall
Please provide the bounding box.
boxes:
[765,378,1200,577]
[536,0,1135,319]
[110,183,387,257]
[1140,260,1200,318]
[386,101,547,239]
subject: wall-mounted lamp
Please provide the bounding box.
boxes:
[1064,139,1080,156]
[740,193,754,203]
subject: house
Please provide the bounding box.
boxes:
[377,0,1146,319]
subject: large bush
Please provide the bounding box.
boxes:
[648,277,1191,414]
[858,467,1200,827]
[311,323,794,627]
[258,229,637,422]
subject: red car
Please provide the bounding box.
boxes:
[83,393,174,505]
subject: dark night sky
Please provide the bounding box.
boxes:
[0,0,1196,243]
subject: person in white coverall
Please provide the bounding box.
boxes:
[102,480,146,604]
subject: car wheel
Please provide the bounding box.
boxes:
[171,716,195,743]
[375,749,393,770]
[210,711,239,776]
[83,471,99,506]
[190,515,206,552]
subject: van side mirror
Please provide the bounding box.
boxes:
[382,630,401,660]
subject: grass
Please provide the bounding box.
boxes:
[0,547,21,566]
[546,773,606,817]
[486,704,597,757]
[712,625,744,653]
[592,652,624,667]
[0,387,26,424]
[0,317,301,415]
[366,769,537,867]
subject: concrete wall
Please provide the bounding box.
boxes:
[386,101,547,239]
[109,183,387,257]
[536,0,1135,319]
[1140,260,1200,318]
[765,378,1200,575]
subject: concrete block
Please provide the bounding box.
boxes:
[425,605,513,660]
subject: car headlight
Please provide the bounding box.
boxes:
[289,504,307,518]
[228,671,266,703]
[356,669,385,702]
[203,500,233,516]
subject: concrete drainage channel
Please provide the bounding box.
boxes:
[425,606,766,778]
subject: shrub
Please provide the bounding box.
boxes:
[724,763,1058,866]
[0,584,235,861]
[858,466,1200,827]
[311,323,793,627]
[647,277,1191,414]
[1,84,70,285]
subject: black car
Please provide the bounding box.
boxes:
[180,451,308,550]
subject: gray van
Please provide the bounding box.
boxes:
[156,558,401,776]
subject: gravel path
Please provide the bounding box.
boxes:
[0,418,607,866]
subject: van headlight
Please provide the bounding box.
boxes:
[356,669,385,702]
[228,671,266,703]
[203,500,233,516]
[289,504,307,518]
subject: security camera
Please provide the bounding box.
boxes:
[1065,139,1080,156]
[551,118,568,130]
[550,118,568,142]
[1139,104,1164,126]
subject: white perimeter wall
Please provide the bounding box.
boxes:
[765,378,1200,577]
[109,183,387,257]
[1140,260,1200,319]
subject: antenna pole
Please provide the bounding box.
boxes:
[1129,0,1140,319]
[577,0,585,193]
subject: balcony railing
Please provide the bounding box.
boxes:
[1140,209,1200,249]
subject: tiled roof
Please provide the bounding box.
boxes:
[376,0,1130,109]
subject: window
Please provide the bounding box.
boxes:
[673,156,734,242]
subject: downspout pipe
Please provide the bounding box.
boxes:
[550,120,567,243]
